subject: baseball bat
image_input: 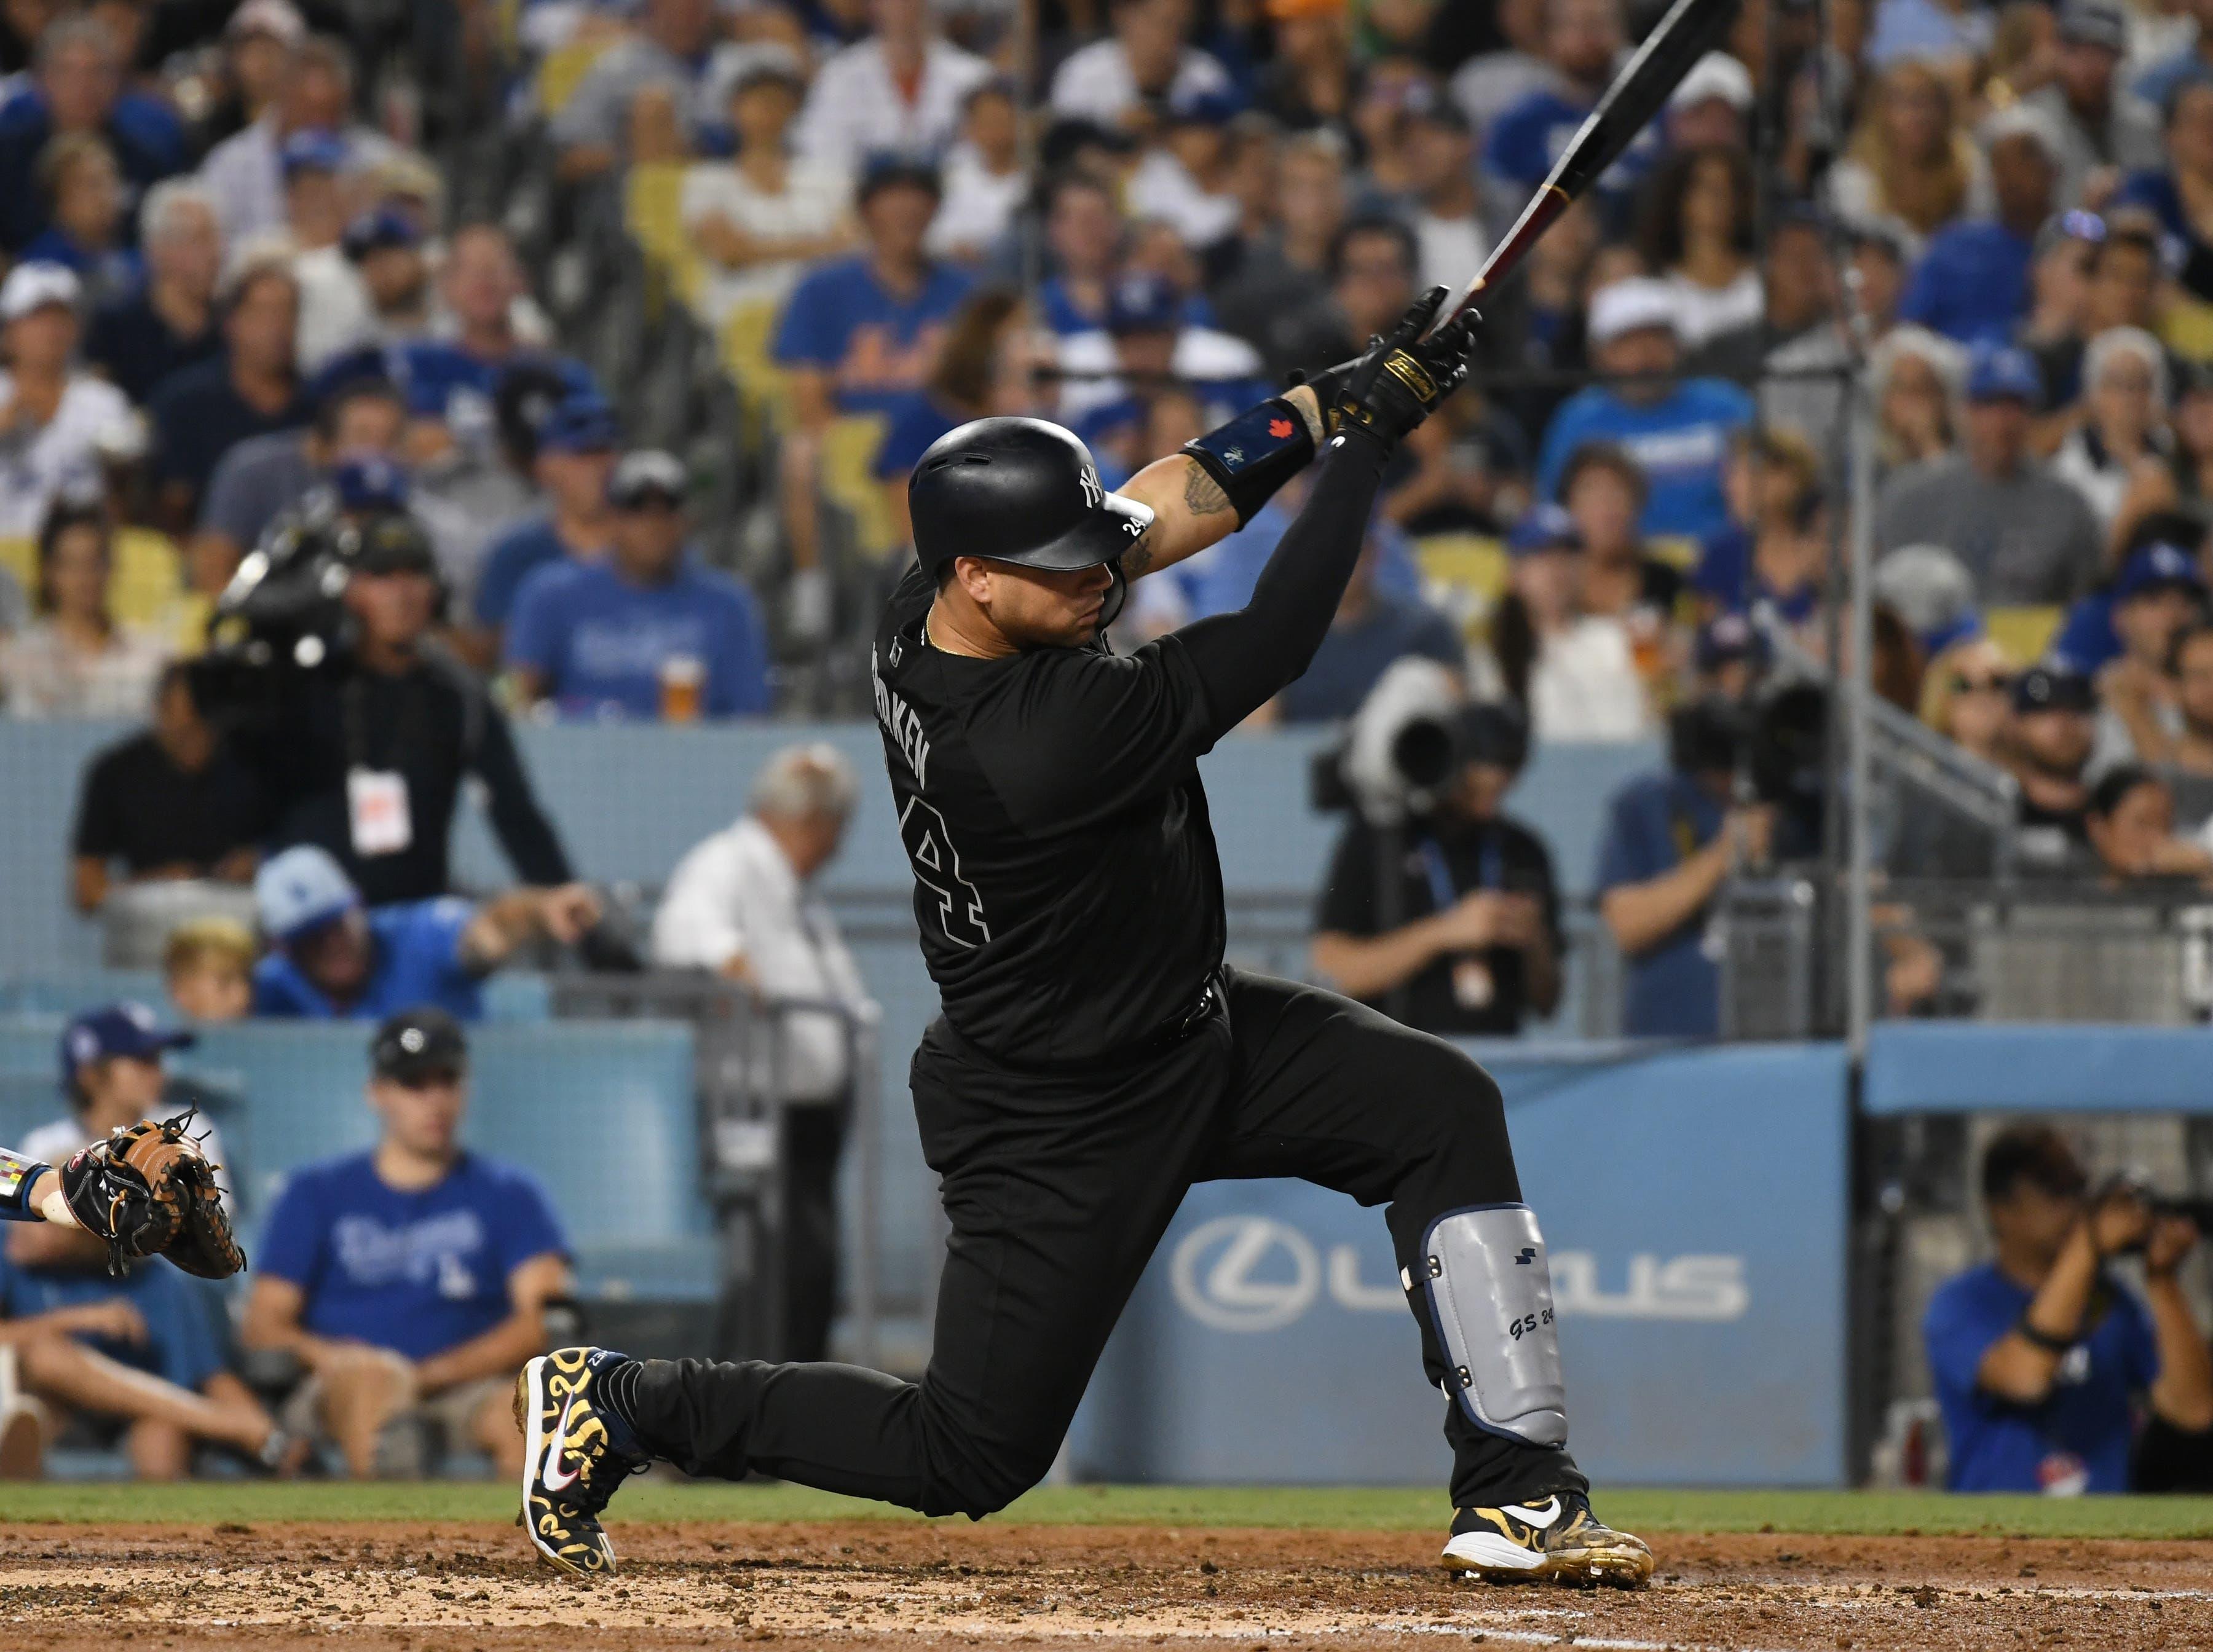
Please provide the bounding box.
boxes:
[1444,0,1745,324]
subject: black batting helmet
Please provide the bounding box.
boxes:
[909,417,1154,588]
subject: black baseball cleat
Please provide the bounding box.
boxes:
[516,1347,651,1578]
[1441,1490,1655,1587]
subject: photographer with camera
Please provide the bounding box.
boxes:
[198,508,574,907]
[1311,700,1561,1036]
[1924,1125,2213,1494]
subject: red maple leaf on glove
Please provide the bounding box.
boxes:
[1268,418,1294,439]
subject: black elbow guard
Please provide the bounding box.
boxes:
[1181,397,1317,528]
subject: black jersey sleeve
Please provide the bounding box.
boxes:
[1314,817,1382,936]
[1173,427,1391,738]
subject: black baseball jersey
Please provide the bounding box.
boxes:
[872,564,1226,1065]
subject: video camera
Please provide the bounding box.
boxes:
[1309,658,1530,826]
[1670,677,1831,850]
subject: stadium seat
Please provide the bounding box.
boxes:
[1984,605,2061,666]
[534,36,612,118]
[1411,532,1508,634]
[720,297,795,438]
[819,414,897,561]
[624,161,705,309]
[0,530,183,636]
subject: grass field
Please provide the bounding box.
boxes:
[6,1479,2213,1540]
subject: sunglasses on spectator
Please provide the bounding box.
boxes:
[1951,672,2014,694]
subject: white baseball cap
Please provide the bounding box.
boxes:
[226,0,307,45]
[1980,101,2063,165]
[1670,52,1754,114]
[0,261,81,323]
[1586,277,1679,347]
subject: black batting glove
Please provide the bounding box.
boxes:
[1326,287,1478,446]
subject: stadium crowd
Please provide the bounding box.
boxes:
[7,0,2213,1483]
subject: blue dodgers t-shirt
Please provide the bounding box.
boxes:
[1537,380,1754,543]
[772,254,973,419]
[258,1150,569,1363]
[1924,1262,2157,1493]
[252,897,485,1021]
[1593,770,1726,1037]
[472,514,577,629]
[503,557,770,720]
[0,1249,222,1391]
[1483,87,1656,203]
[1898,221,2034,346]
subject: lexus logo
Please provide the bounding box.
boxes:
[1171,1216,1319,1331]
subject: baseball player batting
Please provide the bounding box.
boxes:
[516,288,1653,1588]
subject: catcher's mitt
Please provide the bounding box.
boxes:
[60,1111,247,1280]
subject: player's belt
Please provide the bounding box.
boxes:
[939,976,1224,1074]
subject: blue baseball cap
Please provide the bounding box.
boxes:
[1694,610,1767,672]
[2113,541,2206,602]
[341,206,422,262]
[254,844,361,943]
[1965,342,2044,406]
[333,454,409,512]
[1166,85,1241,127]
[1507,502,1582,556]
[280,128,347,178]
[537,392,620,455]
[60,1002,194,1091]
[1106,272,1182,336]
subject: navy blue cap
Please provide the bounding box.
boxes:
[856,152,942,205]
[537,392,620,455]
[1507,502,1582,556]
[1106,272,1181,336]
[341,206,422,262]
[280,128,347,178]
[2113,541,2207,602]
[1965,342,2044,406]
[60,1002,194,1092]
[1166,85,1241,127]
[371,1006,468,1084]
[2013,661,2096,714]
[333,454,409,512]
[1694,610,1767,671]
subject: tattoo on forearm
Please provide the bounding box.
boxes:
[1183,460,1233,517]
[1122,532,1154,579]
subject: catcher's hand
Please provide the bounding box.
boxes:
[60,1111,247,1280]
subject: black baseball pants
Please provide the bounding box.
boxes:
[626,967,1587,1516]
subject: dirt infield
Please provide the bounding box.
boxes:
[3,1517,2207,1652]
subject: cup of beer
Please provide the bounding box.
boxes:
[660,654,705,722]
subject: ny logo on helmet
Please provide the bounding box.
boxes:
[1078,466,1104,508]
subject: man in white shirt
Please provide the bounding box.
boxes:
[1050,0,1233,128]
[793,0,990,175]
[197,34,395,244]
[652,745,876,1360]
[0,262,131,540]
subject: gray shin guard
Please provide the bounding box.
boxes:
[1416,1203,1569,1447]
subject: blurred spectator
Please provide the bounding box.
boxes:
[146,251,307,532]
[2114,77,2213,307]
[1269,213,1420,387]
[1055,270,1265,431]
[0,1005,278,1481]
[930,77,1026,264]
[653,744,875,1360]
[1051,0,1233,128]
[1876,344,2100,603]
[2006,663,2101,871]
[1483,0,1639,217]
[394,226,581,457]
[1869,324,1965,476]
[2053,327,2171,535]
[1129,86,1241,255]
[0,497,168,717]
[193,0,304,153]
[83,180,223,404]
[464,393,620,666]
[794,0,990,175]
[1312,701,1561,1036]
[684,52,855,323]
[1450,0,1549,135]
[2029,219,2166,410]
[1876,541,1983,664]
[1710,209,1854,399]
[163,916,256,1024]
[550,0,720,181]
[1560,442,1682,687]
[1697,427,1825,623]
[506,449,770,720]
[197,33,393,244]
[1486,503,1654,742]
[1275,528,1463,724]
[1536,278,1754,543]
[296,208,432,371]
[0,14,188,256]
[1402,96,1482,297]
[1035,170,1129,337]
[2083,763,2213,880]
[1260,0,1357,132]
[251,845,601,1020]
[69,661,264,911]
[1665,51,1753,154]
[226,511,573,903]
[1638,146,1760,352]
[0,261,131,539]
[2162,621,2213,831]
[2027,1,2162,206]
[2089,543,2207,766]
[1896,104,2060,346]
[774,157,970,623]
[241,1008,572,1477]
[23,132,135,305]
[194,371,408,578]
[1917,634,2015,760]
[1595,693,1770,1036]
[1828,59,1988,257]
[1213,130,1347,372]
[1925,1125,2211,1493]
[874,288,1041,540]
